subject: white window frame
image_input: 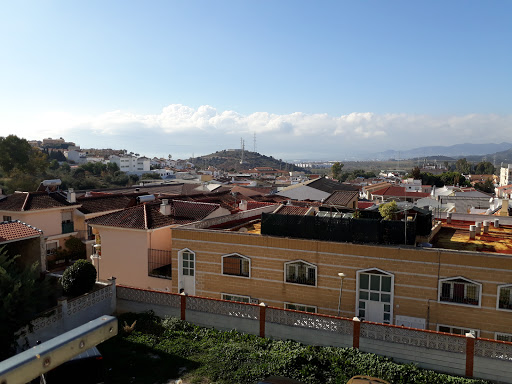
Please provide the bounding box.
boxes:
[46,240,59,256]
[495,332,512,342]
[178,248,196,277]
[438,276,482,308]
[356,267,395,325]
[221,253,251,278]
[496,284,512,312]
[437,324,480,337]
[284,260,317,287]
[221,293,251,303]
[284,302,317,313]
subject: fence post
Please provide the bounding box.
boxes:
[259,302,267,338]
[465,332,475,378]
[180,292,187,321]
[352,317,361,349]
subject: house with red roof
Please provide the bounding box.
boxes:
[0,190,81,269]
[370,186,430,204]
[87,199,230,291]
[0,220,45,271]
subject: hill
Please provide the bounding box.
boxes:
[190,150,307,172]
[368,142,512,160]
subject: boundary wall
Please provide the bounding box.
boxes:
[17,279,116,349]
[116,285,512,383]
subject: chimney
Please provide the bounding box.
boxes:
[160,199,172,215]
[239,200,248,211]
[67,188,76,203]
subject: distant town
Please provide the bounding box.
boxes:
[2,135,512,383]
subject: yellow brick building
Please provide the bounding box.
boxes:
[170,225,512,341]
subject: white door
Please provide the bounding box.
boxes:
[366,301,385,323]
[179,251,195,295]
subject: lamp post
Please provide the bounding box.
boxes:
[337,272,346,317]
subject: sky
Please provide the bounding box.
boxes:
[0,1,511,160]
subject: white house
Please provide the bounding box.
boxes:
[109,155,150,175]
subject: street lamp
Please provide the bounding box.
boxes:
[337,272,346,317]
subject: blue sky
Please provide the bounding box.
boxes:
[1,1,511,160]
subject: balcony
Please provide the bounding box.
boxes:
[148,249,172,279]
[76,230,96,241]
[61,221,75,234]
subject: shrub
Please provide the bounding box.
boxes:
[61,260,97,297]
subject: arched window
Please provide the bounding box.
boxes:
[222,253,250,278]
[284,260,317,286]
[438,276,482,307]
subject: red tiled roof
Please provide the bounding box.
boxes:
[0,220,42,243]
[371,186,430,198]
[323,190,359,206]
[246,201,277,210]
[0,192,77,211]
[77,193,142,214]
[275,205,310,216]
[87,200,222,230]
[358,201,375,209]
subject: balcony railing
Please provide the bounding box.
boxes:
[61,221,75,234]
[148,249,172,279]
[286,275,316,286]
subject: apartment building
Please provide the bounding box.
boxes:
[109,155,150,174]
[500,164,512,186]
[168,215,512,341]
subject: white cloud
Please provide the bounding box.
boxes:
[2,104,512,160]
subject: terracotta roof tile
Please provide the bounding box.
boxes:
[87,200,222,230]
[275,205,310,216]
[323,190,359,206]
[0,220,42,243]
[0,192,76,211]
[77,193,141,214]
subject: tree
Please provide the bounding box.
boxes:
[455,158,471,174]
[474,161,495,175]
[0,246,53,359]
[0,135,47,176]
[61,260,97,297]
[411,167,421,179]
[379,201,398,220]
[474,178,495,194]
[331,162,344,180]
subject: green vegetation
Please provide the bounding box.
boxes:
[99,311,488,384]
[60,260,97,297]
[0,135,140,193]
[0,246,56,360]
[379,201,399,221]
[331,162,344,180]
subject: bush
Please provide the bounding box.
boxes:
[61,260,97,297]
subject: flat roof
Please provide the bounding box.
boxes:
[432,220,512,254]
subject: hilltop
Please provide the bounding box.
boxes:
[189,150,308,172]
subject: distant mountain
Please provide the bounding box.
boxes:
[465,148,512,164]
[367,142,512,160]
[190,150,307,172]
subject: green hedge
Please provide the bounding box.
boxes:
[98,312,489,384]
